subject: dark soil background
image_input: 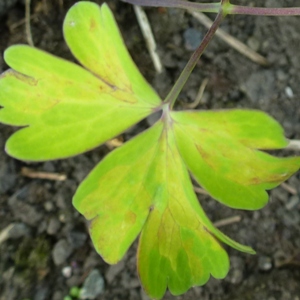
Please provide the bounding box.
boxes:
[0,0,300,299]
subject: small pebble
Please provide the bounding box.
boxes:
[0,223,30,245]
[44,201,55,212]
[62,266,72,278]
[59,213,67,223]
[52,239,73,266]
[47,217,61,235]
[258,256,272,271]
[80,269,105,299]
[183,28,203,51]
[8,189,43,226]
[285,86,294,98]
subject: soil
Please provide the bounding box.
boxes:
[0,0,300,300]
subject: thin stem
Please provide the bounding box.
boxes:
[25,0,34,47]
[123,0,300,16]
[164,5,225,109]
[122,0,221,13]
[230,5,300,16]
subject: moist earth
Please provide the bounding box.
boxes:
[0,0,300,299]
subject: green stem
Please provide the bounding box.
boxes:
[122,0,221,13]
[164,3,226,109]
[229,5,300,16]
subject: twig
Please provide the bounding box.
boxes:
[21,167,67,181]
[185,78,209,109]
[25,0,34,46]
[285,139,300,151]
[58,0,64,11]
[133,5,163,74]
[193,186,209,195]
[105,137,124,150]
[280,182,297,195]
[213,215,242,228]
[189,11,269,66]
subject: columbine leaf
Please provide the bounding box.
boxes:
[63,2,158,105]
[171,109,300,210]
[0,2,161,161]
[1,1,300,299]
[73,121,164,264]
[74,119,254,299]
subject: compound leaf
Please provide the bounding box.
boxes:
[171,109,300,210]
[0,2,161,161]
[1,2,300,299]
[74,119,254,299]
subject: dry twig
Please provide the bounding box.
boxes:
[21,167,67,181]
[133,5,163,74]
[193,186,209,195]
[105,137,124,149]
[213,215,242,228]
[185,78,209,109]
[285,139,300,151]
[25,0,34,46]
[189,11,269,66]
[280,182,297,195]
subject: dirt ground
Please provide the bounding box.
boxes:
[0,0,300,299]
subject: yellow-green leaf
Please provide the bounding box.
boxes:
[74,119,254,299]
[171,109,300,210]
[63,2,159,106]
[0,2,161,161]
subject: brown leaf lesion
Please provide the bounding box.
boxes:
[2,69,38,86]
[89,18,97,31]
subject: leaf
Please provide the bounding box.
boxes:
[74,119,254,299]
[73,121,163,264]
[171,109,300,209]
[1,2,300,299]
[63,2,158,105]
[0,2,161,161]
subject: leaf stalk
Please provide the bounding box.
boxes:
[122,0,221,13]
[229,5,300,16]
[122,0,300,17]
[164,1,227,109]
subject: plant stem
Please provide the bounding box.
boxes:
[229,5,300,16]
[123,0,300,16]
[122,0,221,13]
[164,4,226,109]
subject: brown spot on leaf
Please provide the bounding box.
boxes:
[125,211,137,225]
[249,177,260,184]
[3,69,38,86]
[90,18,97,31]
[196,144,210,160]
